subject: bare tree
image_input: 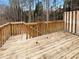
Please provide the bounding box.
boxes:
[46,0,49,21]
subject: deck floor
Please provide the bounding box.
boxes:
[0,31,79,59]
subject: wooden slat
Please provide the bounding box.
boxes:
[66,12,69,32]
[73,11,76,33]
[76,11,79,35]
[69,11,72,32]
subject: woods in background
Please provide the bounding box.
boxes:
[64,0,79,11]
[0,0,64,23]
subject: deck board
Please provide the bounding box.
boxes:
[0,31,79,59]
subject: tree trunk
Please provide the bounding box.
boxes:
[28,0,31,22]
[46,0,49,21]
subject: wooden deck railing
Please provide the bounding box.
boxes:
[0,20,64,47]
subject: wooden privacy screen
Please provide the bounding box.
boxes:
[0,20,64,47]
[64,11,78,34]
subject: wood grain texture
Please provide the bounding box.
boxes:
[0,32,79,59]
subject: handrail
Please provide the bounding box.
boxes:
[0,20,63,27]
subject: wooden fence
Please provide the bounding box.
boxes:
[0,20,64,47]
[64,10,79,35]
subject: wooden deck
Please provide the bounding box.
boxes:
[0,20,64,47]
[0,31,79,59]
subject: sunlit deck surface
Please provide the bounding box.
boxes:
[0,31,79,59]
